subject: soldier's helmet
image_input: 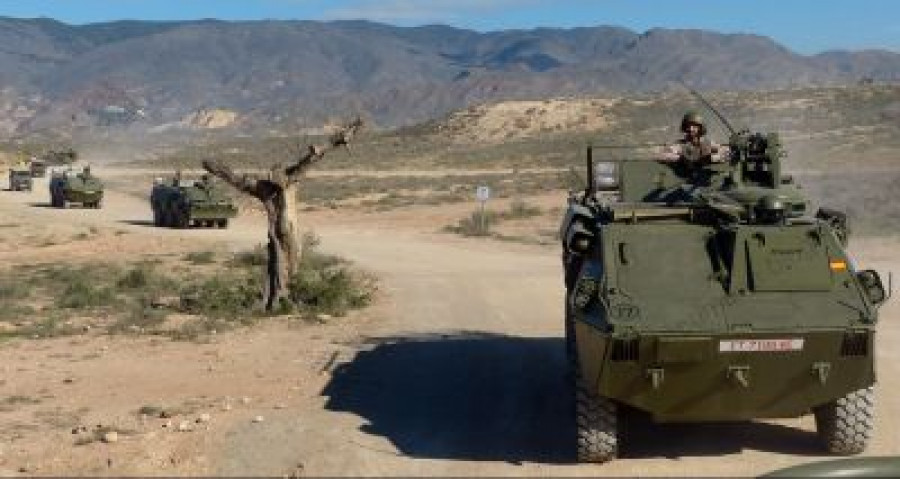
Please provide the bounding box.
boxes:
[680,111,707,136]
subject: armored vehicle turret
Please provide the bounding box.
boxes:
[560,125,887,463]
[49,167,104,208]
[150,173,237,228]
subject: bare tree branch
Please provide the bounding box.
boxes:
[202,159,261,196]
[284,118,364,183]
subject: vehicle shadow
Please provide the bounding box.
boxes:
[323,332,574,464]
[27,202,55,208]
[323,332,825,465]
[119,220,156,227]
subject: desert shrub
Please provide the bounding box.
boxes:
[445,209,500,237]
[109,297,170,335]
[287,233,376,318]
[183,251,216,265]
[230,244,268,267]
[0,304,35,322]
[178,274,261,319]
[0,279,28,300]
[500,199,543,219]
[56,282,117,310]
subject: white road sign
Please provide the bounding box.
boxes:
[476,186,491,202]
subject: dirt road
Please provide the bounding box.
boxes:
[1,169,898,476]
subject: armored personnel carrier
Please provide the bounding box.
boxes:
[49,167,104,208]
[8,163,33,191]
[150,174,237,228]
[560,123,887,463]
[29,160,47,178]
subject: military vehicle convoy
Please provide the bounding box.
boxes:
[560,113,888,463]
[150,174,237,228]
[50,167,104,208]
[8,163,33,191]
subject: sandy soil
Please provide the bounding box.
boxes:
[0,167,898,476]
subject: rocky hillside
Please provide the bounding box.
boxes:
[1,17,899,135]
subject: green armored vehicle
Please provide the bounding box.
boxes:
[8,163,33,191]
[29,159,47,178]
[150,174,237,228]
[560,113,888,463]
[50,166,104,208]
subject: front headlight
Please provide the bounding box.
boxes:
[594,161,619,190]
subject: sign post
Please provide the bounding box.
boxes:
[476,185,491,234]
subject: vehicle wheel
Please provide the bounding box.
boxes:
[576,369,619,463]
[94,200,102,209]
[564,299,576,373]
[814,386,874,455]
[153,209,161,226]
[217,219,229,228]
[175,211,190,229]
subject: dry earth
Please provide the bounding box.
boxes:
[439,98,615,143]
[0,165,897,476]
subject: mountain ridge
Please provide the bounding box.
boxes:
[0,17,898,134]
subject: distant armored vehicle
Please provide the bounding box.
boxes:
[8,164,33,191]
[41,148,78,166]
[560,116,887,462]
[49,167,104,208]
[29,160,47,178]
[150,174,237,228]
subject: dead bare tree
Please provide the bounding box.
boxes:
[203,118,363,311]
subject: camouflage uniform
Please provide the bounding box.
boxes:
[659,111,729,163]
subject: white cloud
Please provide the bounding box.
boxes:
[321,0,546,24]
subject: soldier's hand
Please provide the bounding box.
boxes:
[659,146,681,162]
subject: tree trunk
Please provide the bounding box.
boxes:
[261,182,302,311]
[203,119,362,312]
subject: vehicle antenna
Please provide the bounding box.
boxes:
[678,80,736,136]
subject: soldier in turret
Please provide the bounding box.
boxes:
[659,111,730,164]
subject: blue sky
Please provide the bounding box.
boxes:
[1,0,898,54]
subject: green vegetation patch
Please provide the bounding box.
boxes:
[0,236,377,341]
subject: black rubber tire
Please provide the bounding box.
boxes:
[564,299,576,373]
[217,218,229,229]
[175,210,190,229]
[575,371,619,463]
[814,386,874,455]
